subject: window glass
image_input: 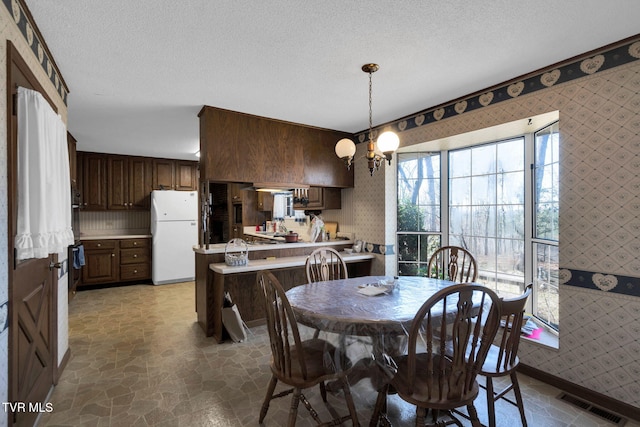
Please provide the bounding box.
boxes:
[397,153,442,275]
[533,121,560,329]
[397,123,559,332]
[533,242,559,329]
[449,150,470,177]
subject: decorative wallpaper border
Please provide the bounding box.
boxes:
[356,38,640,141]
[561,269,640,297]
[360,241,394,255]
[2,0,68,105]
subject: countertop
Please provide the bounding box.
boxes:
[193,239,354,255]
[209,252,375,274]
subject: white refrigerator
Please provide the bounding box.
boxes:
[150,190,198,285]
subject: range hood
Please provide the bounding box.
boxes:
[253,182,309,193]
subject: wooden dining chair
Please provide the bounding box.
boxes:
[257,270,359,427]
[427,245,478,282]
[479,283,532,427]
[305,247,349,283]
[305,247,349,339]
[371,283,502,427]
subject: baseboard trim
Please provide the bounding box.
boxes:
[519,364,640,422]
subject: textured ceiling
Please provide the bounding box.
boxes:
[24,1,640,160]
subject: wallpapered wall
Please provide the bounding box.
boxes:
[0,1,69,425]
[346,38,640,408]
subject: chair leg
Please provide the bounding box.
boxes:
[467,403,482,427]
[370,383,388,427]
[320,381,327,402]
[259,375,278,423]
[313,328,321,339]
[288,388,302,427]
[510,372,527,427]
[416,407,427,426]
[485,376,496,427]
[340,378,360,426]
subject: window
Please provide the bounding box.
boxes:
[397,153,441,276]
[397,121,560,331]
[449,138,525,300]
[532,122,560,329]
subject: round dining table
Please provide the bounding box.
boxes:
[285,275,462,338]
[286,275,467,423]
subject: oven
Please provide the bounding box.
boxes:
[71,185,81,241]
[68,185,82,298]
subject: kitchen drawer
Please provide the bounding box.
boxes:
[120,263,150,281]
[82,240,117,250]
[120,238,149,249]
[120,248,149,264]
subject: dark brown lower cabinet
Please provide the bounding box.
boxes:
[119,239,151,282]
[81,238,151,286]
[82,240,119,284]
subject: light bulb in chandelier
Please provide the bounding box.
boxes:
[376,131,400,164]
[335,138,356,169]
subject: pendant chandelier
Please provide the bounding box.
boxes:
[335,63,399,176]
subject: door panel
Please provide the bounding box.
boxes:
[152,158,175,190]
[129,157,151,209]
[107,156,128,210]
[8,42,58,427]
[15,259,53,404]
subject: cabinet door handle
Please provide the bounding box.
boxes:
[111,253,115,257]
[97,243,101,247]
[133,269,138,274]
[133,242,137,246]
[133,254,138,258]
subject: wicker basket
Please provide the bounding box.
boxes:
[225,238,248,266]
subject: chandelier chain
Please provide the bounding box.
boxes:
[368,71,373,143]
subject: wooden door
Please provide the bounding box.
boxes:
[82,153,107,210]
[81,240,119,285]
[7,42,58,427]
[257,191,273,211]
[12,258,55,426]
[107,155,128,210]
[175,161,197,190]
[129,157,151,209]
[306,187,323,208]
[152,158,175,190]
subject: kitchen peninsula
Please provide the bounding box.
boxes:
[194,239,374,342]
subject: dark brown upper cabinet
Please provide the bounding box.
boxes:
[78,152,197,211]
[152,158,175,190]
[175,160,199,191]
[80,152,108,210]
[67,132,77,188]
[107,156,152,210]
[198,106,354,188]
[293,187,341,210]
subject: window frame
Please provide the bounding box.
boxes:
[396,121,559,332]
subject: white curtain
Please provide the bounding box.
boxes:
[15,86,74,260]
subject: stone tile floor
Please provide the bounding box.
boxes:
[38,282,639,427]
